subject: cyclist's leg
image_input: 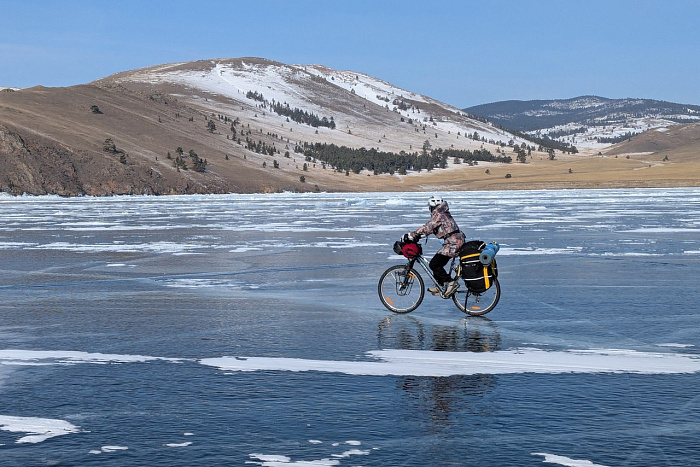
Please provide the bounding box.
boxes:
[429,253,452,285]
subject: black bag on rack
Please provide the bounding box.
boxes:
[459,240,497,293]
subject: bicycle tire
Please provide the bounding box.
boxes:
[378,265,425,313]
[452,278,500,316]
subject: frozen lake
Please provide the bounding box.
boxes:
[1,188,699,466]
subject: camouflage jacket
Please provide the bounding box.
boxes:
[413,201,465,257]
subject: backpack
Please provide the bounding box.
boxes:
[459,240,498,293]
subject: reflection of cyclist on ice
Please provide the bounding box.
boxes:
[406,196,465,297]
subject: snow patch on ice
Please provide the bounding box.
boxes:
[27,241,207,254]
[532,452,611,466]
[622,227,700,233]
[497,247,583,256]
[331,448,370,459]
[90,445,129,454]
[0,415,81,444]
[248,445,370,466]
[0,350,183,366]
[200,348,700,376]
[249,453,340,466]
[0,242,37,249]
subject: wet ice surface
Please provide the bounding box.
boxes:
[0,188,699,466]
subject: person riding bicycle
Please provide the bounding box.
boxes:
[406,196,465,297]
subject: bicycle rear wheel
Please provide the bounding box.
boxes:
[452,278,500,316]
[378,265,425,313]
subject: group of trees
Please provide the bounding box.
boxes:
[270,102,336,129]
[245,90,336,129]
[596,131,637,144]
[168,147,208,172]
[292,141,512,176]
[245,137,278,156]
[103,138,127,164]
[103,137,209,173]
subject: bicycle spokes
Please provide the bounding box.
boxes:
[451,279,500,316]
[378,265,425,314]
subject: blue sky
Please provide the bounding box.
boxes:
[2,0,699,108]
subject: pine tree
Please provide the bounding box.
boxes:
[103,138,116,153]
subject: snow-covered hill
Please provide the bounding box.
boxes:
[100,58,528,149]
[465,96,700,150]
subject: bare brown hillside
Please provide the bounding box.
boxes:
[1,59,699,196]
[605,123,700,161]
[0,84,305,195]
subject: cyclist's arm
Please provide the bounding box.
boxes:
[413,218,440,239]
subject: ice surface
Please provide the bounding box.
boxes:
[1,188,699,466]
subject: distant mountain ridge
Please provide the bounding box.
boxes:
[464,96,700,148]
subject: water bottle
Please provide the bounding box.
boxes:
[479,242,500,265]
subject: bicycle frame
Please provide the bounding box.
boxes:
[405,254,459,295]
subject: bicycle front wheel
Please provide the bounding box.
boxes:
[452,278,500,316]
[378,265,425,313]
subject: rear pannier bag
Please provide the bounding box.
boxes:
[459,240,498,293]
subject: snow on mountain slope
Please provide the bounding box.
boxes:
[302,65,432,107]
[104,58,523,147]
[466,95,700,150]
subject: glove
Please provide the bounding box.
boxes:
[403,232,420,242]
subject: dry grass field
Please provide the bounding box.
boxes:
[290,136,700,193]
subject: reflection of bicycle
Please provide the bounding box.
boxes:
[378,240,500,316]
[377,315,501,352]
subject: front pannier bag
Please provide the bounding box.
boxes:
[459,240,498,293]
[393,240,422,259]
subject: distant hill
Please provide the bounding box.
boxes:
[1,60,699,196]
[0,58,526,196]
[464,96,700,149]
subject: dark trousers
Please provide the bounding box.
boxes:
[429,253,453,285]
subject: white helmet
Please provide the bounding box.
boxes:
[428,195,444,211]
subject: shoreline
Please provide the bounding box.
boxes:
[2,182,698,199]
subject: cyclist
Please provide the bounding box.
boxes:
[406,196,465,297]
